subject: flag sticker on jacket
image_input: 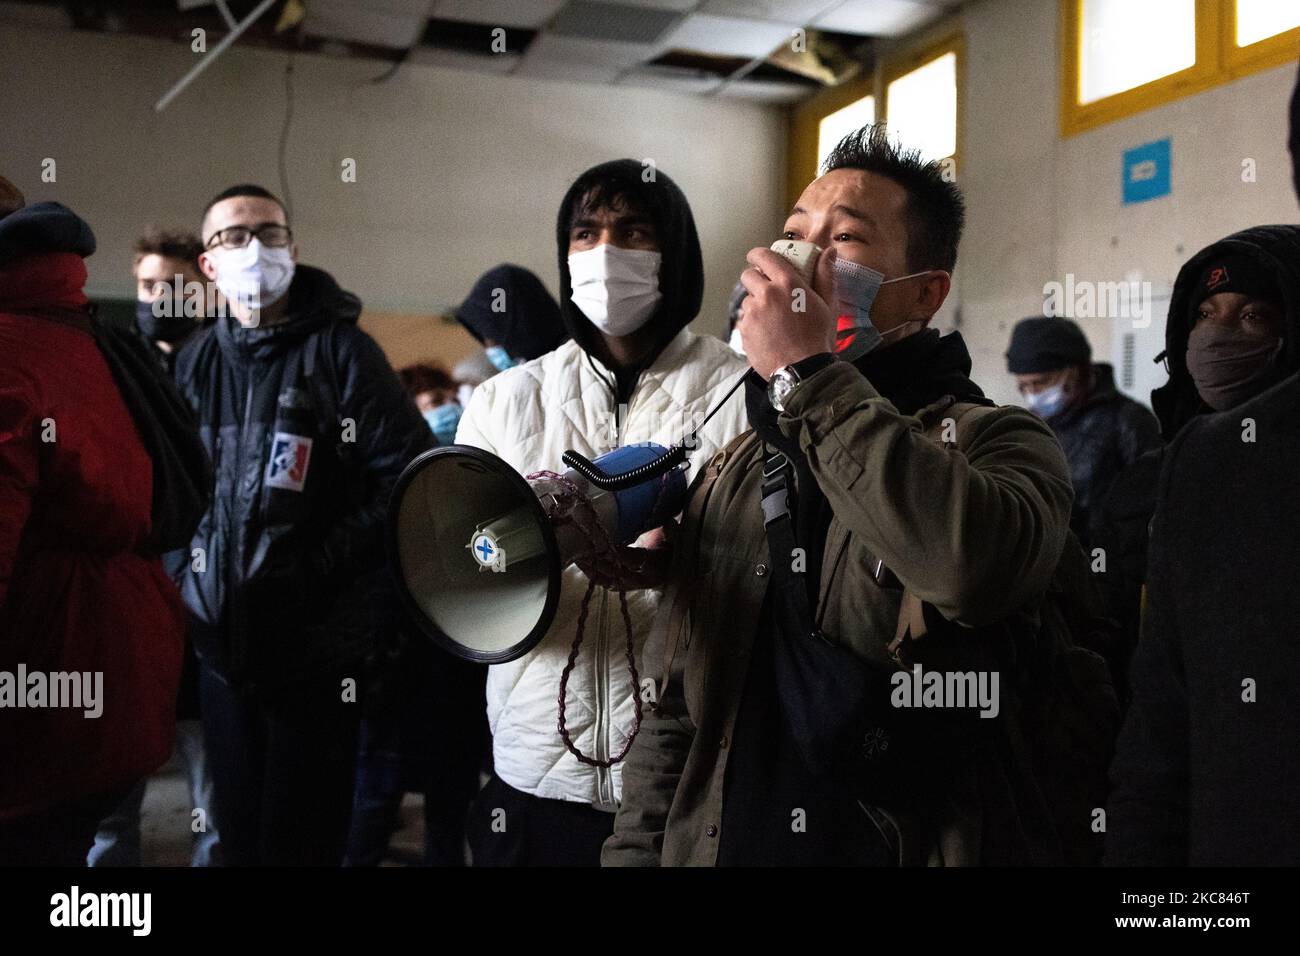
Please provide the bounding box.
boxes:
[266,432,313,492]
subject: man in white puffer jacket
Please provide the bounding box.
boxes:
[456,159,748,865]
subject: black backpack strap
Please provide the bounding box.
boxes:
[760,442,819,641]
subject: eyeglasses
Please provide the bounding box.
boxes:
[204,224,293,251]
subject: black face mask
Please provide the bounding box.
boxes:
[135,298,197,346]
[1185,321,1283,411]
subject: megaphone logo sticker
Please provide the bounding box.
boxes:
[469,529,507,572]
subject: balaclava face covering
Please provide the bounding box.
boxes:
[1185,254,1285,410]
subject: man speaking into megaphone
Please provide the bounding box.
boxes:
[453,159,748,866]
[604,125,1081,867]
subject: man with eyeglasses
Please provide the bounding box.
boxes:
[172,184,429,865]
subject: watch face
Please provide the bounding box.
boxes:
[769,370,795,410]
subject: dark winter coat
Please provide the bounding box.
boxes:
[1106,368,1300,865]
[1092,227,1300,677]
[174,265,430,695]
[1045,363,1160,546]
[1104,225,1300,863]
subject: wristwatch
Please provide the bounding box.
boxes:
[768,353,836,412]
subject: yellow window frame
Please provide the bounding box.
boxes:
[880,33,965,175]
[787,74,877,210]
[1225,0,1300,78]
[786,32,964,209]
[1060,0,1300,138]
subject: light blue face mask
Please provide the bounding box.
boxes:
[424,402,463,445]
[833,258,933,362]
[1025,383,1067,419]
[485,345,518,372]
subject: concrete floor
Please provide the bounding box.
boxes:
[139,756,428,867]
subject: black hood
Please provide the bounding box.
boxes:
[0,201,95,267]
[554,159,704,368]
[216,263,360,363]
[454,263,567,361]
[1151,225,1300,439]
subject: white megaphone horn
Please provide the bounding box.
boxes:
[387,439,698,664]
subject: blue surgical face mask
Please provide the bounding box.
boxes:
[485,345,518,372]
[1025,383,1067,419]
[423,402,463,445]
[833,258,933,362]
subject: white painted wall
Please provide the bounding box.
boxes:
[0,21,786,344]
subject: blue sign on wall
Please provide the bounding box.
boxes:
[1123,138,1172,204]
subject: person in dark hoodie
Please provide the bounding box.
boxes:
[454,263,567,371]
[174,184,429,866]
[426,263,568,441]
[1105,220,1300,865]
[1006,316,1160,547]
[604,125,1075,867]
[1091,225,1300,701]
[0,184,185,864]
[455,160,748,866]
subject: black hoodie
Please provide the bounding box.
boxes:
[1151,224,1300,440]
[174,264,430,693]
[454,263,567,362]
[1107,231,1300,865]
[554,159,704,404]
[1095,227,1300,665]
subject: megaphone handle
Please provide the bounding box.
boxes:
[561,444,686,491]
[559,370,748,491]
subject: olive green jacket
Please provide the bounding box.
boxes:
[601,359,1074,866]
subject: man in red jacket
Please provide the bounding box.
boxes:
[0,180,184,865]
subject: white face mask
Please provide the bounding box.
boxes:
[567,243,662,337]
[209,238,295,318]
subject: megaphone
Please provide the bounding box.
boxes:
[387,442,689,664]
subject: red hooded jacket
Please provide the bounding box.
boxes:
[0,250,183,821]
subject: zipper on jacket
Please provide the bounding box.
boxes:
[228,373,256,680]
[594,586,612,807]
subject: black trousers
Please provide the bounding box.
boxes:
[468,773,614,867]
[200,664,360,866]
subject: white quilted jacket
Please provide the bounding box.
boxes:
[455,328,749,810]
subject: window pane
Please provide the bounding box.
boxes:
[1237,0,1300,47]
[817,95,875,171]
[1079,0,1196,104]
[885,51,957,163]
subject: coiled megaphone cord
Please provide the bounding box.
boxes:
[529,468,644,769]
[545,370,748,766]
[560,370,748,490]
